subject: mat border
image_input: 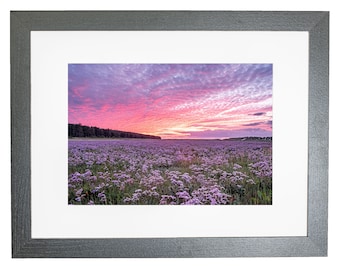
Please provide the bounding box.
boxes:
[11,11,329,258]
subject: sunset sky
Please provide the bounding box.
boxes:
[68,64,272,139]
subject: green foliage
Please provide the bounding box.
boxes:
[68,141,272,205]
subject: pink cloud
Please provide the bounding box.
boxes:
[69,64,272,139]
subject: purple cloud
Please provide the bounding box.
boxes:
[68,64,272,139]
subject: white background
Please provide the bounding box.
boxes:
[1,0,339,269]
[31,31,308,238]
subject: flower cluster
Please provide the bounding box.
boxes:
[68,139,272,205]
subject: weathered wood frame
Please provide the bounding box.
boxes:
[11,11,329,257]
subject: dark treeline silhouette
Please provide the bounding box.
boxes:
[68,123,161,140]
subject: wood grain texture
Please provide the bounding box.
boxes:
[307,13,329,255]
[11,12,32,258]
[11,11,329,258]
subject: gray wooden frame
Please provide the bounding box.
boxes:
[11,11,329,258]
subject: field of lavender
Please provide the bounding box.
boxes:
[68,139,272,205]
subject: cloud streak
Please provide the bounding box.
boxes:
[69,64,272,139]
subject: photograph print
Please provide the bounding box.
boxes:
[68,64,272,205]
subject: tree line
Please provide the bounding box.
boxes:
[68,123,161,139]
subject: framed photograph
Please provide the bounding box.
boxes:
[11,11,329,257]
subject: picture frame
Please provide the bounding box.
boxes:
[11,11,329,258]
